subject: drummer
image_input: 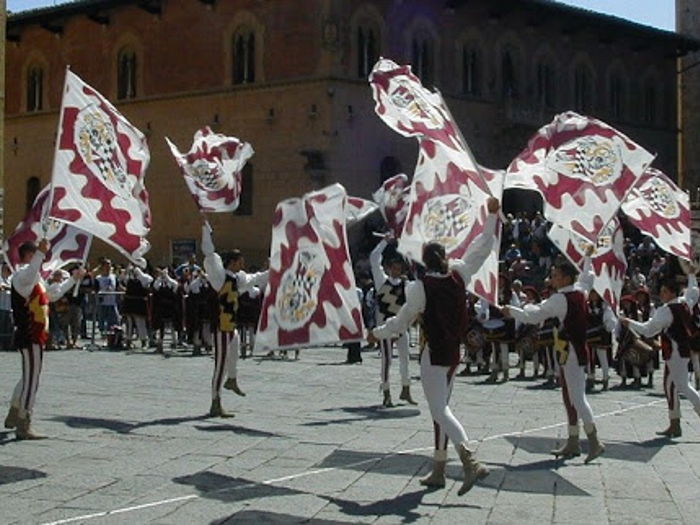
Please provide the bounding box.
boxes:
[586,289,616,392]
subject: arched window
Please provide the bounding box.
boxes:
[357,25,379,79]
[233,28,256,85]
[609,73,625,120]
[537,61,555,108]
[574,65,591,113]
[644,81,657,124]
[412,34,434,87]
[501,49,518,99]
[379,156,402,184]
[117,48,137,100]
[27,65,44,112]
[235,164,254,216]
[26,177,41,212]
[462,46,480,96]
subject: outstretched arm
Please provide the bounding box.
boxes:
[201,225,225,291]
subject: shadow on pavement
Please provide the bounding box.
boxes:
[505,435,666,463]
[52,415,281,438]
[314,448,427,476]
[173,471,305,503]
[213,511,354,524]
[0,465,47,485]
[302,405,420,427]
[480,458,590,496]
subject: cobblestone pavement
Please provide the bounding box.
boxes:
[0,344,699,524]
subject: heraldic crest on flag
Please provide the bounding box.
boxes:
[621,168,691,261]
[3,185,92,279]
[506,111,654,243]
[549,219,627,311]
[370,58,500,304]
[166,127,254,213]
[255,183,363,353]
[48,69,151,264]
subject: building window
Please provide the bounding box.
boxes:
[574,65,590,113]
[235,164,253,216]
[501,50,518,99]
[357,25,379,79]
[412,35,434,87]
[27,66,44,112]
[644,82,657,124]
[537,62,555,108]
[26,177,41,212]
[233,29,256,85]
[462,46,480,96]
[117,48,137,100]
[609,74,625,120]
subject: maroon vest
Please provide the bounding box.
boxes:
[563,290,589,366]
[421,272,467,367]
[661,303,693,360]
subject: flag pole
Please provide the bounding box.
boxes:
[44,66,72,230]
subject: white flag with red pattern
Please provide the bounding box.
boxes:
[345,196,379,225]
[48,69,151,264]
[255,183,364,352]
[506,111,654,243]
[3,185,92,279]
[621,168,691,261]
[372,173,410,238]
[165,127,254,213]
[370,59,500,304]
[548,219,627,311]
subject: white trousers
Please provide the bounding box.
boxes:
[560,348,595,431]
[664,349,700,419]
[420,350,468,460]
[212,330,240,399]
[11,344,44,418]
[380,332,410,390]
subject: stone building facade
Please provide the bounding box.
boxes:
[4,0,699,266]
[678,0,700,198]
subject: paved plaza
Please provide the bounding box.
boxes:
[0,343,699,524]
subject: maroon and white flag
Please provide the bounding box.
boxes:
[549,219,627,311]
[372,173,410,237]
[345,196,379,225]
[506,111,654,243]
[621,168,691,261]
[48,69,151,264]
[165,127,254,213]
[370,59,500,303]
[255,183,364,352]
[3,185,92,279]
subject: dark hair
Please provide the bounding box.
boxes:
[659,277,680,296]
[552,259,578,282]
[18,241,37,260]
[222,249,243,268]
[422,242,448,273]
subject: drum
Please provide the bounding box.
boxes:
[536,326,555,347]
[464,324,485,351]
[515,327,539,359]
[587,325,612,347]
[620,333,656,367]
[483,325,507,343]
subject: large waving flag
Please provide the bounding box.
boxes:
[345,196,379,225]
[255,183,364,353]
[549,219,627,311]
[48,69,151,264]
[370,59,500,303]
[372,173,410,237]
[3,185,92,279]
[621,168,691,261]
[165,127,254,213]
[506,111,654,243]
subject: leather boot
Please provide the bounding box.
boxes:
[208,398,234,418]
[382,389,394,408]
[4,406,19,429]
[224,377,246,397]
[656,418,682,438]
[419,460,446,488]
[399,386,418,405]
[457,444,489,496]
[602,379,609,391]
[551,435,581,459]
[16,415,46,440]
[585,427,605,463]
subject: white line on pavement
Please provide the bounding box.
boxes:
[40,397,665,525]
